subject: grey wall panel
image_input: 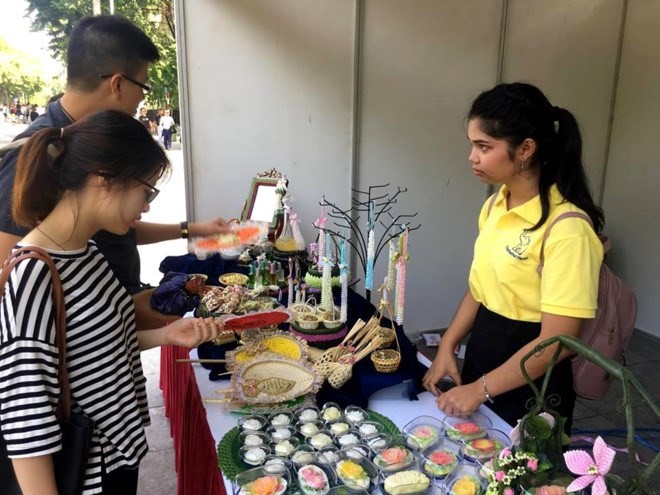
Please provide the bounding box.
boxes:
[181,0,356,242]
[502,0,624,201]
[602,1,660,336]
[357,0,503,332]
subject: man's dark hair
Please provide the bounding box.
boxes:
[67,15,160,92]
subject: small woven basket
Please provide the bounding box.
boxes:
[375,327,396,349]
[371,349,401,373]
[297,313,320,330]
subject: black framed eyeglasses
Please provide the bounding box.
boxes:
[99,73,152,95]
[135,178,160,204]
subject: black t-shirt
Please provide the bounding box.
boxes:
[138,115,150,129]
[0,100,142,290]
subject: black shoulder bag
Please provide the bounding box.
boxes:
[0,246,94,495]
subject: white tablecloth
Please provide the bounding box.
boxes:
[189,349,511,493]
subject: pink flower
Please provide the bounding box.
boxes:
[527,458,539,472]
[499,447,512,459]
[564,436,615,495]
[495,470,506,482]
[504,488,515,495]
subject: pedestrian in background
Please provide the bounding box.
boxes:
[158,108,175,150]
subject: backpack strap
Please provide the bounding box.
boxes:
[0,137,29,160]
[0,246,71,420]
[538,212,593,275]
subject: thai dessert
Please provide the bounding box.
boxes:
[462,438,504,460]
[297,465,330,495]
[448,475,481,495]
[321,406,342,421]
[310,433,333,449]
[243,447,268,466]
[292,450,315,465]
[345,410,365,424]
[446,422,486,442]
[243,434,265,446]
[407,425,439,449]
[274,441,296,457]
[241,418,263,431]
[367,436,388,449]
[423,449,458,477]
[336,460,370,490]
[238,475,288,495]
[299,408,320,421]
[373,447,414,470]
[271,428,292,441]
[337,433,360,447]
[383,470,430,495]
[300,422,320,437]
[329,422,350,436]
[270,414,291,426]
[358,423,379,437]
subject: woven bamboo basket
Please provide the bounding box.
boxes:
[375,327,396,349]
[289,301,315,321]
[297,313,320,330]
[371,348,401,373]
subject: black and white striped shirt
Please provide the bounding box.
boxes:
[0,243,149,494]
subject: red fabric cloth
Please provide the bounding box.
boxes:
[160,345,225,495]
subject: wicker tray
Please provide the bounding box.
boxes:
[217,409,400,480]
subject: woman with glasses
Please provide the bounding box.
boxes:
[0,110,223,495]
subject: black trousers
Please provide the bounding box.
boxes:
[461,305,575,433]
[102,465,139,495]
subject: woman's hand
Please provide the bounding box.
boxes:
[422,348,461,396]
[190,218,230,237]
[164,317,223,348]
[435,380,485,415]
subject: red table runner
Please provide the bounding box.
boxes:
[160,345,225,495]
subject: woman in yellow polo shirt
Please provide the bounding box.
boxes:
[422,82,604,430]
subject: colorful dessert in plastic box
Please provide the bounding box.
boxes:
[237,475,288,495]
[383,471,430,495]
[423,449,459,477]
[336,459,370,490]
[297,465,330,495]
[461,437,504,461]
[447,475,482,495]
[373,446,415,471]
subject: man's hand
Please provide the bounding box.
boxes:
[132,288,181,330]
[189,218,230,237]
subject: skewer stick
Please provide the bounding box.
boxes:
[203,398,231,404]
[176,358,227,364]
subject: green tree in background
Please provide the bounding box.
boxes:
[25,0,178,109]
[0,38,47,105]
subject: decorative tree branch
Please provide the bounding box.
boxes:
[316,185,421,303]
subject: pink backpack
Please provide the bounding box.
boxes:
[539,212,638,400]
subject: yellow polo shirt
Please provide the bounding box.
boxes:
[468,184,603,322]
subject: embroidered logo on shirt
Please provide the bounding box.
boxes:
[506,230,531,260]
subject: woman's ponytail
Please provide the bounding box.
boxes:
[551,106,604,233]
[12,127,66,228]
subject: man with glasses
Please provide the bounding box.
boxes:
[0,15,228,329]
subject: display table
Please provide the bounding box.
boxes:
[160,346,512,495]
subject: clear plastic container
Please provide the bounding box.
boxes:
[270,437,299,457]
[307,429,335,450]
[442,462,486,495]
[357,421,384,439]
[268,411,294,427]
[317,445,340,465]
[238,414,267,432]
[327,419,352,438]
[339,444,372,461]
[298,420,324,438]
[267,425,296,442]
[380,470,433,495]
[420,438,462,480]
[459,428,510,463]
[262,455,292,474]
[335,428,363,448]
[295,459,337,495]
[442,412,492,443]
[334,450,379,493]
[295,406,321,422]
[239,445,271,467]
[402,416,445,450]
[371,436,418,474]
[239,430,270,448]
[320,402,344,422]
[344,406,368,426]
[365,432,391,452]
[289,445,317,468]
[233,465,290,495]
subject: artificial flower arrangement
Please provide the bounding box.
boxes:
[489,334,660,495]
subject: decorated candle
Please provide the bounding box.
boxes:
[320,232,333,312]
[339,239,348,322]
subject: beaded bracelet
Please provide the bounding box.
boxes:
[482,373,495,404]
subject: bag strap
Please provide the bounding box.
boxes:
[0,246,71,420]
[538,212,594,274]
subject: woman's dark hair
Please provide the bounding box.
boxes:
[13,110,170,228]
[468,82,604,233]
[67,15,160,92]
